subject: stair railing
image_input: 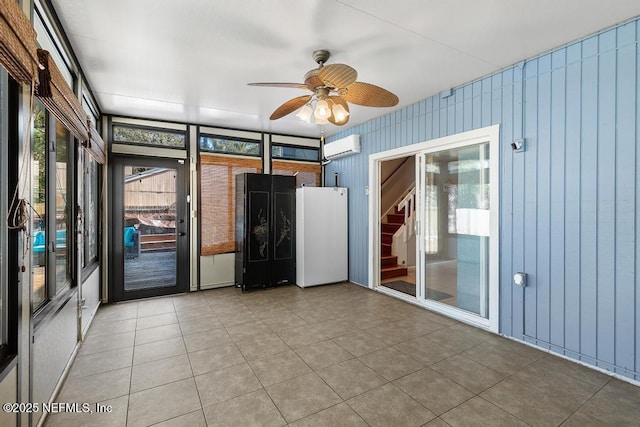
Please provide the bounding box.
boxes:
[397,186,416,242]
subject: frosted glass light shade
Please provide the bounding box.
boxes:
[296,103,313,122]
[315,99,331,120]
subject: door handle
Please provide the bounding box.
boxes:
[178,232,186,236]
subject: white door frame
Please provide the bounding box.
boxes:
[368,125,500,332]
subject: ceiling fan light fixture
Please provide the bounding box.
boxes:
[296,103,314,122]
[315,99,331,120]
[332,103,349,122]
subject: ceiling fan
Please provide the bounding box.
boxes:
[248,49,399,126]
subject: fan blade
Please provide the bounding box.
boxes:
[318,64,357,88]
[270,95,312,120]
[248,82,309,90]
[304,69,324,90]
[343,81,399,107]
[327,96,350,126]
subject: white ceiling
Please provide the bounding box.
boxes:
[50,0,640,138]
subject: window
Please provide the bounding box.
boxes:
[32,100,47,309]
[200,155,262,255]
[113,125,186,148]
[0,68,13,364]
[200,135,261,156]
[271,145,319,162]
[83,151,100,268]
[32,99,75,314]
[271,160,321,188]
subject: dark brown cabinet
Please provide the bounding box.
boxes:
[235,173,296,291]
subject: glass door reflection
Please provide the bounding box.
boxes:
[421,142,490,318]
[123,165,178,291]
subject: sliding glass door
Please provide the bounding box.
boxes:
[415,138,497,330]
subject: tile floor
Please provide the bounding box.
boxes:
[45,282,640,426]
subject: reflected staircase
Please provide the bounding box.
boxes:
[381,206,408,280]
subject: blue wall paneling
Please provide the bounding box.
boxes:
[325,18,640,381]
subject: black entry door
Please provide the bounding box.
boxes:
[111,156,189,301]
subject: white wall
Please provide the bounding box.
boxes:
[380,157,415,215]
[200,254,235,289]
[81,268,101,337]
[32,295,78,426]
[0,366,17,427]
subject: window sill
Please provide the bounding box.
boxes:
[33,286,77,336]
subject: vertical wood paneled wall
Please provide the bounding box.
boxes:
[326,19,640,381]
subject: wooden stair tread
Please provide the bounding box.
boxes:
[381,265,407,271]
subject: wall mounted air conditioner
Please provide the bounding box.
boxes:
[323,134,361,160]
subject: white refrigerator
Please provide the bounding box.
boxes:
[296,187,348,287]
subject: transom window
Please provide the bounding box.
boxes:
[113,125,186,148]
[271,144,319,162]
[199,135,261,156]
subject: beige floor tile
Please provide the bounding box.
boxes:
[293,308,338,324]
[394,336,456,365]
[431,354,504,394]
[219,311,260,327]
[249,349,312,386]
[366,321,425,346]
[317,359,387,400]
[94,303,138,323]
[195,362,263,407]
[423,417,453,427]
[358,347,424,381]
[188,342,244,375]
[277,324,330,348]
[182,328,233,353]
[226,321,274,342]
[342,312,399,330]
[579,379,640,424]
[127,378,201,427]
[45,394,129,427]
[63,283,640,427]
[560,410,609,427]
[131,354,193,393]
[135,323,182,345]
[462,339,541,375]
[531,354,610,389]
[481,379,575,426]
[266,373,342,423]
[135,312,178,330]
[440,396,528,427]
[203,389,286,427]
[88,318,137,337]
[295,339,354,371]
[347,383,436,427]
[333,331,387,357]
[392,317,449,336]
[312,318,357,339]
[510,357,600,409]
[133,336,186,365]
[393,367,474,415]
[151,410,207,426]
[263,312,307,332]
[289,402,367,427]
[178,316,223,335]
[427,323,493,352]
[69,347,133,378]
[78,331,135,356]
[175,306,215,322]
[235,333,290,361]
[137,298,175,318]
[57,366,131,404]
